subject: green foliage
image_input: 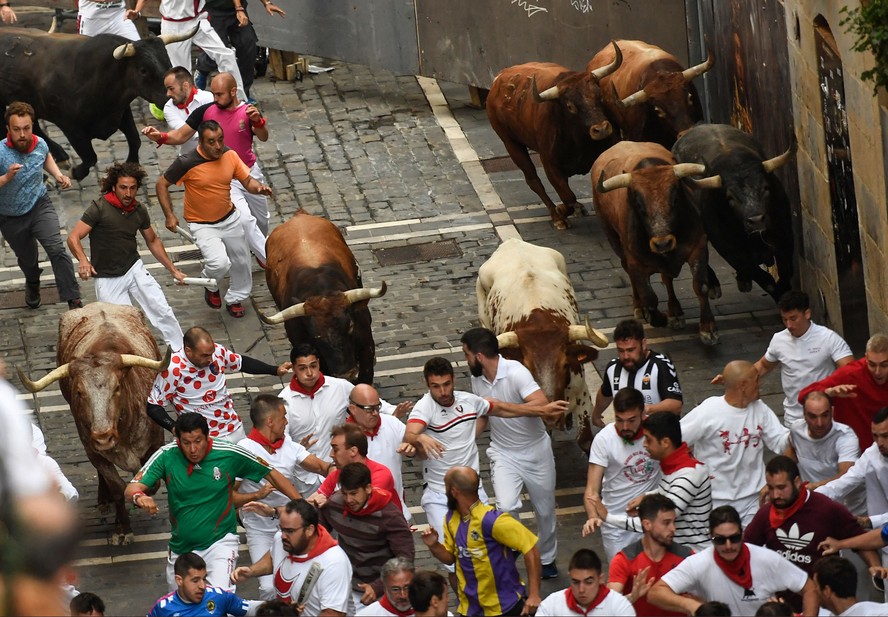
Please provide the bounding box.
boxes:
[841,1,888,93]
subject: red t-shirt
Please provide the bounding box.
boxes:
[608,540,692,617]
[317,457,403,511]
[799,358,888,449]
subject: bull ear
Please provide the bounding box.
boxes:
[590,40,623,80]
[762,140,795,173]
[567,343,599,365]
[681,49,714,81]
[597,170,633,193]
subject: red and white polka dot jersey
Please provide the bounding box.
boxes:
[148,344,243,438]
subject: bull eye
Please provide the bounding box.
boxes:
[566,101,577,114]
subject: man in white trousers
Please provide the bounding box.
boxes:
[79,0,140,40]
[126,0,246,100]
[144,73,269,266]
[67,162,186,349]
[155,120,271,317]
[460,326,561,579]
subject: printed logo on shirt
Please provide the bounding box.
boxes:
[471,530,480,541]
[621,450,656,484]
[775,523,814,563]
[742,588,760,602]
[203,390,217,403]
[207,600,215,613]
[718,425,764,454]
[213,466,221,481]
[275,567,301,600]
[642,374,651,389]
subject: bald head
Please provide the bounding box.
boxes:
[722,360,760,407]
[210,72,238,109]
[351,384,380,406]
[212,72,237,91]
[444,466,480,495]
[722,360,755,389]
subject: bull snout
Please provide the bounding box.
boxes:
[744,214,767,234]
[91,429,119,451]
[589,121,613,141]
[649,235,677,254]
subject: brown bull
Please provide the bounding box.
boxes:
[477,238,608,450]
[254,210,384,384]
[592,141,719,345]
[17,303,169,544]
[486,42,623,230]
[587,39,712,148]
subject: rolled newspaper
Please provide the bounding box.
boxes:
[182,277,217,287]
[175,226,195,243]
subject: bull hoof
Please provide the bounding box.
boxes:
[708,285,722,300]
[108,532,134,546]
[633,308,645,320]
[645,309,667,328]
[552,218,570,231]
[699,329,720,346]
[736,278,752,293]
[668,315,686,330]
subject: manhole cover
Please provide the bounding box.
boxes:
[375,240,462,267]
[0,287,61,309]
[481,153,542,173]
[176,249,203,262]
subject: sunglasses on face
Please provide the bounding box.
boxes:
[711,533,743,545]
[350,400,382,413]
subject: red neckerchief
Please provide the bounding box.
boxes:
[104,191,137,214]
[565,586,609,616]
[4,133,38,153]
[769,484,809,529]
[287,524,338,563]
[659,442,703,475]
[176,438,213,475]
[345,487,392,517]
[346,413,381,438]
[713,543,753,590]
[176,87,198,110]
[618,424,644,445]
[289,373,325,398]
[378,594,413,617]
[247,427,284,454]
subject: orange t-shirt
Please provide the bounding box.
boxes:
[163,147,250,223]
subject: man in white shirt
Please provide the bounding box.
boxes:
[77,0,139,40]
[403,356,566,553]
[648,505,818,616]
[232,499,354,616]
[162,67,214,155]
[813,556,888,616]
[460,327,560,579]
[279,343,410,496]
[787,390,863,512]
[681,360,790,525]
[715,291,853,427]
[235,394,332,600]
[356,557,415,617]
[536,549,635,616]
[584,388,661,561]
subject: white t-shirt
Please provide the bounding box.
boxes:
[537,588,636,616]
[839,601,888,616]
[236,435,311,533]
[587,424,660,511]
[148,344,243,438]
[1,380,51,497]
[163,89,214,154]
[764,322,852,425]
[659,544,808,616]
[407,390,490,493]
[789,418,865,513]
[681,397,789,503]
[470,356,548,450]
[362,413,410,519]
[356,599,414,616]
[818,443,888,532]
[270,531,354,616]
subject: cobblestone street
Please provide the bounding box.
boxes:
[1,46,788,613]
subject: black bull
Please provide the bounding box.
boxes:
[0,28,193,181]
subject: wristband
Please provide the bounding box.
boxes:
[158,132,169,145]
[235,7,245,10]
[251,117,267,129]
[270,507,279,520]
[132,491,146,506]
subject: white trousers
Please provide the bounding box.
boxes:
[78,6,140,40]
[190,211,252,304]
[421,484,489,573]
[166,532,239,592]
[600,524,642,563]
[94,260,183,350]
[230,163,268,260]
[244,525,277,600]
[488,438,558,565]
[161,17,246,100]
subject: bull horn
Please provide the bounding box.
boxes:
[690,175,722,189]
[673,163,708,179]
[568,316,609,348]
[47,16,57,33]
[343,281,388,305]
[120,346,173,372]
[158,26,200,46]
[254,298,307,324]
[762,144,794,173]
[112,43,137,60]
[681,50,714,81]
[496,331,519,349]
[532,76,560,102]
[16,363,70,393]
[620,87,650,108]
[590,40,623,80]
[597,170,633,194]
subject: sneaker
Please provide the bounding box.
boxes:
[194,71,208,90]
[149,103,165,121]
[25,281,41,309]
[226,302,245,318]
[541,562,558,580]
[204,288,222,309]
[67,298,83,310]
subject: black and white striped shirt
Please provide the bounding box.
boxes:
[601,351,683,405]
